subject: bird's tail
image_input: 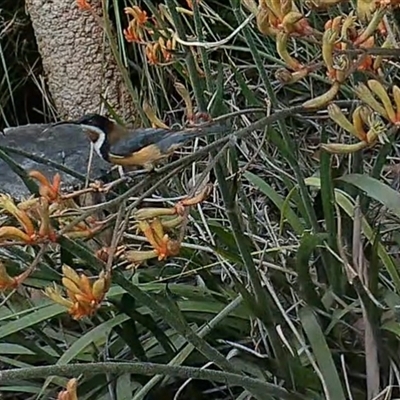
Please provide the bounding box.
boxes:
[156,121,230,154]
[182,120,230,139]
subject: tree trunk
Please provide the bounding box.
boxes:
[25,0,135,121]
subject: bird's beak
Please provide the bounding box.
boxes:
[52,120,81,127]
[42,120,81,134]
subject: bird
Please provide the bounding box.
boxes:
[50,113,228,172]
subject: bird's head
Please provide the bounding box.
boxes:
[49,113,127,159]
[73,113,114,147]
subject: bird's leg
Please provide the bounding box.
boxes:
[123,164,155,177]
[118,166,125,179]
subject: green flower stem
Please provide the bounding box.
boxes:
[0,362,305,400]
[229,0,318,232]
[133,295,243,400]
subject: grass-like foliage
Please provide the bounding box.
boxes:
[2,0,400,399]
[0,0,51,129]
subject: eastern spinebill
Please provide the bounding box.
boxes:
[50,114,228,171]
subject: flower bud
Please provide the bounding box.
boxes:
[356,0,377,22]
[393,85,400,123]
[276,32,303,70]
[352,106,368,141]
[322,29,338,78]
[143,100,169,129]
[327,104,358,137]
[134,207,176,220]
[303,81,340,109]
[354,83,388,119]
[368,79,395,122]
[281,11,313,36]
[0,226,32,243]
[321,141,367,154]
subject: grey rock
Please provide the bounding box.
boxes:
[0,123,109,198]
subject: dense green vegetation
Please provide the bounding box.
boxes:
[1,0,400,399]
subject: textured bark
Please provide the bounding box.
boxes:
[25,0,135,121]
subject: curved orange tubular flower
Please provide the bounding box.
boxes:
[143,100,170,129]
[138,219,181,261]
[159,37,175,63]
[276,32,304,71]
[96,245,126,263]
[124,26,143,43]
[125,6,148,26]
[0,195,35,235]
[0,196,58,244]
[37,198,57,242]
[323,11,386,77]
[125,249,159,267]
[323,103,387,154]
[0,226,32,243]
[174,184,212,215]
[280,11,314,36]
[0,263,19,291]
[45,265,110,320]
[144,37,176,65]
[145,42,160,65]
[29,171,61,203]
[355,80,400,125]
[0,262,27,291]
[257,0,314,37]
[0,195,36,243]
[0,258,38,291]
[127,185,210,267]
[123,6,149,43]
[57,378,78,400]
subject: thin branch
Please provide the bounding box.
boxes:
[0,362,305,400]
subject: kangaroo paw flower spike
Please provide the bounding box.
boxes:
[358,1,400,21]
[257,0,314,37]
[143,99,170,129]
[57,378,78,400]
[0,195,36,244]
[355,80,400,125]
[303,81,341,109]
[126,185,211,268]
[140,219,181,261]
[0,261,34,291]
[323,104,388,153]
[276,32,303,71]
[174,183,213,215]
[45,265,110,320]
[29,170,62,204]
[125,218,181,268]
[123,6,149,43]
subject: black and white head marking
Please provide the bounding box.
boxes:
[81,125,111,161]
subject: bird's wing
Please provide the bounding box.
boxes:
[110,122,228,157]
[110,128,174,156]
